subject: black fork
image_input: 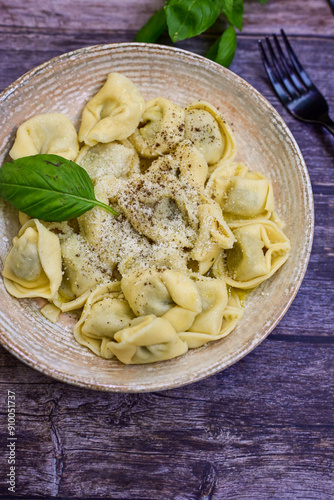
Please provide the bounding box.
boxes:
[258,29,334,136]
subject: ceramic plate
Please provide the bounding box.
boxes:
[0,44,314,391]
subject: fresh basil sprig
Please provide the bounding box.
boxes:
[135,0,270,67]
[0,154,118,222]
[165,0,222,43]
[135,8,168,43]
[206,25,237,68]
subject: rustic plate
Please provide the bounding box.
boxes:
[0,43,314,392]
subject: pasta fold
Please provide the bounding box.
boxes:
[73,282,135,357]
[184,101,236,165]
[104,315,188,364]
[180,289,244,348]
[75,140,140,182]
[60,234,108,297]
[191,202,235,273]
[9,113,79,161]
[3,219,62,299]
[79,73,145,146]
[121,268,202,317]
[206,161,275,221]
[116,173,199,247]
[222,220,291,288]
[130,97,185,157]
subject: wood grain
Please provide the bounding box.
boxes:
[0,0,334,498]
[0,0,333,34]
[1,339,333,499]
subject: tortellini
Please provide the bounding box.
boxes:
[60,234,108,298]
[187,277,228,335]
[171,140,208,189]
[206,160,275,221]
[74,282,191,364]
[180,289,244,349]
[191,202,235,274]
[75,140,140,182]
[73,282,135,356]
[145,140,208,190]
[115,172,199,247]
[104,315,188,365]
[79,73,145,146]
[220,220,291,288]
[2,219,62,299]
[130,97,185,158]
[121,268,202,317]
[184,101,236,165]
[10,113,79,161]
[2,72,291,366]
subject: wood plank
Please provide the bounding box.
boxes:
[242,0,334,35]
[0,341,333,498]
[0,16,333,499]
[1,29,333,98]
[1,30,334,119]
[0,0,333,35]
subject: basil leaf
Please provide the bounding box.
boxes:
[135,8,167,43]
[0,154,118,222]
[206,37,221,62]
[220,0,244,31]
[165,0,222,42]
[206,26,237,68]
[256,0,270,4]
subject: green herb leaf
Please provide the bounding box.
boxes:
[135,8,167,43]
[219,0,244,31]
[206,37,221,62]
[135,0,271,68]
[0,154,118,222]
[165,0,222,42]
[206,26,237,68]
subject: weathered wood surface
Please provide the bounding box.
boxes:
[1,0,333,34]
[0,1,334,499]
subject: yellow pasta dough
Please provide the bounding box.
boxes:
[75,140,140,182]
[215,220,291,289]
[10,113,79,161]
[180,289,244,348]
[78,73,145,146]
[129,97,185,157]
[60,232,113,299]
[184,101,236,165]
[206,160,275,221]
[3,219,62,299]
[104,315,189,364]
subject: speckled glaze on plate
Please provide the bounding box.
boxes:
[0,43,314,392]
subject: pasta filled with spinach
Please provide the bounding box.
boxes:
[1,73,291,365]
[3,219,62,299]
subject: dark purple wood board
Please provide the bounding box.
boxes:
[0,1,333,498]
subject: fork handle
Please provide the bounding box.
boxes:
[319,115,334,136]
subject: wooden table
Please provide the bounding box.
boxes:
[0,1,333,498]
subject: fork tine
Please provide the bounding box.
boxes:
[272,34,306,95]
[281,29,314,89]
[259,30,334,134]
[265,36,300,100]
[258,40,290,105]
